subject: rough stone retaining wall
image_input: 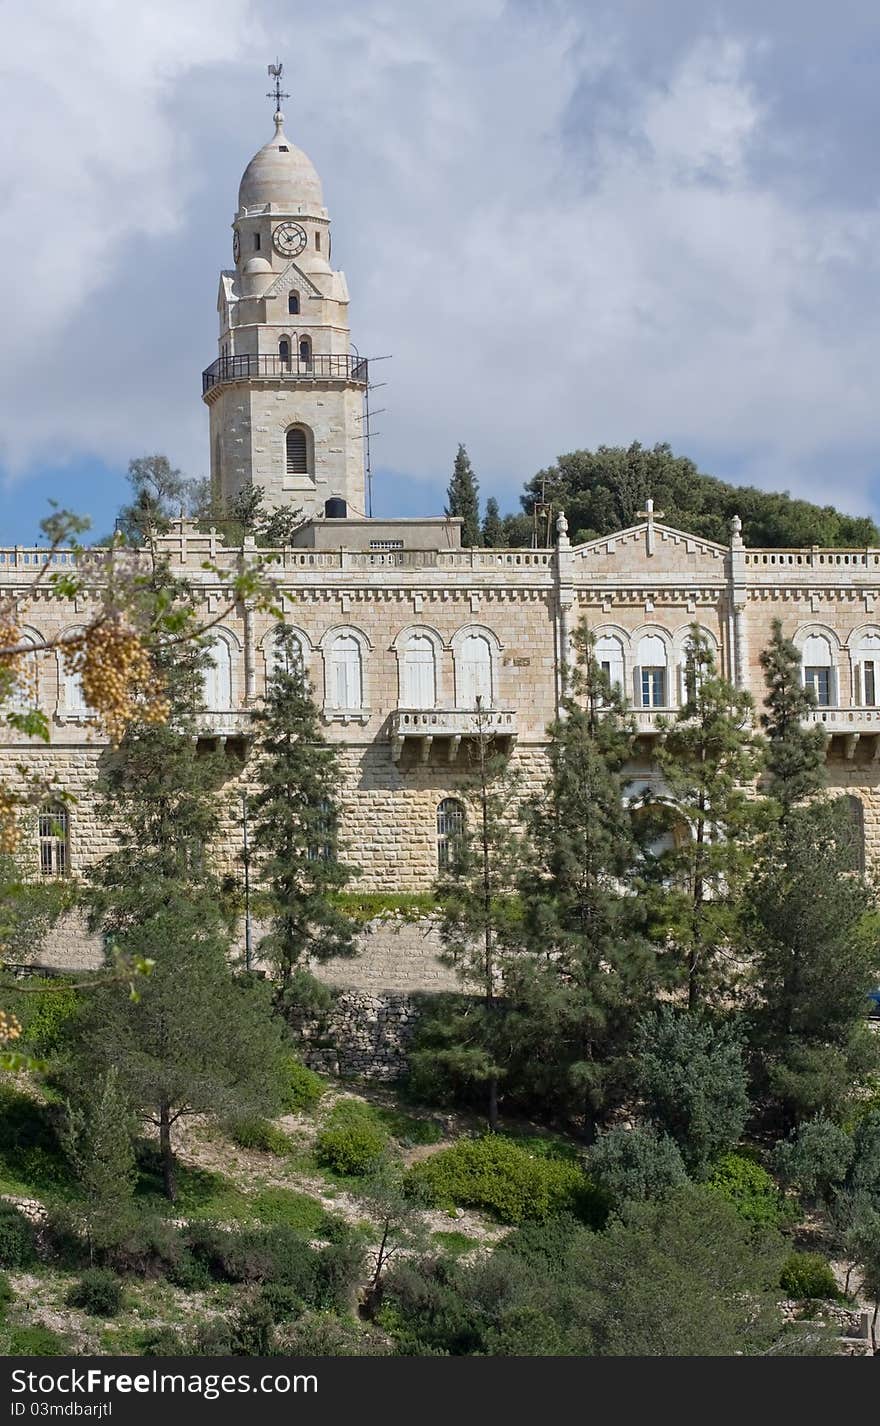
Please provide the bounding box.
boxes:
[290,989,425,1080]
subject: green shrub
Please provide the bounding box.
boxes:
[0,1086,74,1197]
[0,1203,37,1268]
[230,1295,275,1355]
[226,1116,291,1155]
[282,1056,326,1114]
[166,1251,213,1291]
[250,1186,333,1236]
[432,1231,478,1258]
[588,1126,689,1204]
[406,1135,604,1225]
[137,1326,186,1356]
[0,1271,13,1319]
[315,1101,390,1177]
[705,1152,786,1227]
[184,1221,318,1294]
[66,1268,124,1317]
[22,984,80,1058]
[261,1281,307,1323]
[780,1252,840,1301]
[3,1324,68,1355]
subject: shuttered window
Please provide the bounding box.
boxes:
[402,635,436,708]
[286,428,308,475]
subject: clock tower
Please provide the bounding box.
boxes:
[202,81,368,521]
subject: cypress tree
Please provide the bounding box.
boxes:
[759,618,826,814]
[446,444,481,547]
[481,498,504,548]
[648,625,762,1010]
[248,626,360,993]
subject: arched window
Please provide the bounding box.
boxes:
[38,804,69,878]
[458,633,492,709]
[288,290,300,315]
[201,635,233,711]
[4,635,38,715]
[802,634,834,707]
[635,635,668,708]
[298,336,312,369]
[267,629,304,683]
[437,798,465,872]
[61,639,90,717]
[633,802,692,863]
[278,338,291,366]
[402,634,436,709]
[594,634,624,694]
[286,427,308,475]
[852,632,880,706]
[328,634,362,710]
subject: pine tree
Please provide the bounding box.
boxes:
[248,626,360,992]
[481,497,504,548]
[74,905,288,1199]
[511,623,658,1135]
[82,638,288,1199]
[745,797,879,1129]
[648,625,762,1010]
[434,704,522,1130]
[115,455,197,545]
[759,618,827,814]
[745,624,873,1129]
[445,444,481,547]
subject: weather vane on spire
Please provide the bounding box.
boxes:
[266,60,290,115]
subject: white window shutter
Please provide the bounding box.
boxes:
[633,666,642,706]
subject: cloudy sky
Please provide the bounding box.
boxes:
[2,0,880,541]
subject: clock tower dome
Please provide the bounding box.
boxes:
[202,77,368,521]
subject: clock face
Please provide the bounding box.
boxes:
[232,230,241,263]
[273,222,307,258]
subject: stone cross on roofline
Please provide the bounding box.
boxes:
[637,497,665,556]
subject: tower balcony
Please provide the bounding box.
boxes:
[389,708,518,765]
[202,352,368,396]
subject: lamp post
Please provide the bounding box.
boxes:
[241,789,252,972]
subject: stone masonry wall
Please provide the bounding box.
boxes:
[291,990,423,1080]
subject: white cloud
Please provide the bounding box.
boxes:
[1,1,878,523]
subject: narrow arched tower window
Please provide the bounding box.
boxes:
[286,427,308,475]
[298,337,312,369]
[288,291,300,315]
[278,338,290,367]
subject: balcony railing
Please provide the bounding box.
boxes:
[389,708,518,763]
[202,352,369,394]
[193,710,253,740]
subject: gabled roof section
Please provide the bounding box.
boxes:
[262,259,322,301]
[571,521,728,577]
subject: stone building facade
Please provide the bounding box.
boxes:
[5,102,880,979]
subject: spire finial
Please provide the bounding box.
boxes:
[266,60,290,123]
